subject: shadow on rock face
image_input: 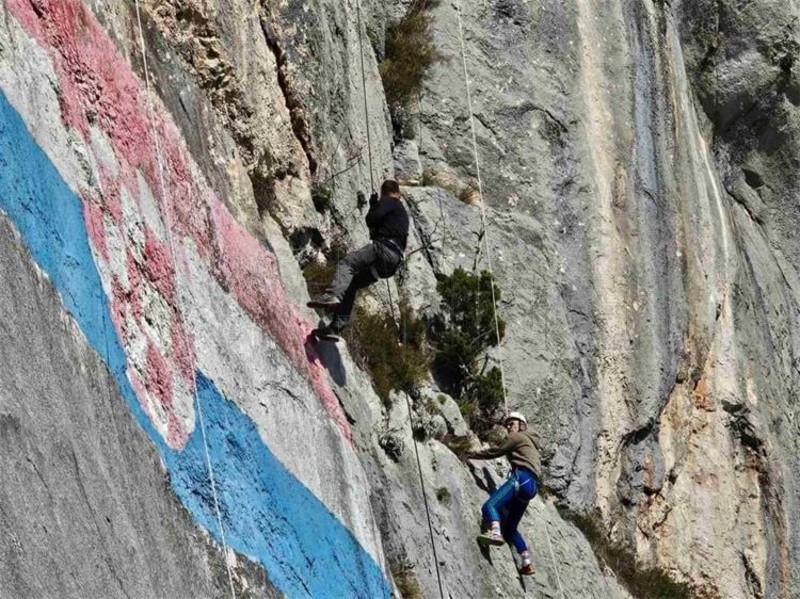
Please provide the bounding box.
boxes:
[478,542,494,565]
[304,326,347,387]
[470,465,499,495]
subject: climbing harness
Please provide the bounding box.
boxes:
[354,0,445,596]
[133,4,237,598]
[452,0,566,594]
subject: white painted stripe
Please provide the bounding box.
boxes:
[181,246,385,564]
[0,9,385,566]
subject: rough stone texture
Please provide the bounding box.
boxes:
[134,0,396,260]
[0,216,281,599]
[408,0,800,596]
[419,386,471,438]
[368,393,631,599]
[0,2,391,596]
[1,0,799,597]
[394,140,423,185]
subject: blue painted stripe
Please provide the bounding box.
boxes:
[0,90,390,599]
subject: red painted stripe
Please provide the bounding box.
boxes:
[7,0,351,443]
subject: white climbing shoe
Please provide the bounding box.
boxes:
[476,529,505,547]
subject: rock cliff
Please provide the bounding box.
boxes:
[0,0,797,598]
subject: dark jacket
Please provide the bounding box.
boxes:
[365,194,409,253]
[470,430,543,479]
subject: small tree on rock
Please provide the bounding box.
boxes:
[429,268,506,436]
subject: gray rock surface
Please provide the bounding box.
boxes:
[2,0,799,597]
[0,216,280,599]
[419,386,471,438]
[369,392,631,598]
[409,0,800,595]
[393,140,423,185]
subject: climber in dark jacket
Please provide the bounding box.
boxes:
[308,179,409,333]
[467,411,542,576]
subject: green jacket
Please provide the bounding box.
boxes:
[470,430,542,478]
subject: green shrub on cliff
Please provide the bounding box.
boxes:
[429,268,505,435]
[346,301,430,405]
[379,0,440,138]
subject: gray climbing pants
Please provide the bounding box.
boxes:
[330,241,401,330]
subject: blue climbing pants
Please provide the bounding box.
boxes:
[481,468,538,553]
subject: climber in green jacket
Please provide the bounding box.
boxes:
[467,411,542,576]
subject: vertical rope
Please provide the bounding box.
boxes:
[353,3,444,594]
[355,0,397,330]
[453,0,508,418]
[541,509,565,597]
[453,2,565,597]
[405,394,446,599]
[133,5,236,598]
[355,0,375,192]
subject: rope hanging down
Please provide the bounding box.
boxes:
[134,5,237,598]
[355,0,376,192]
[453,2,565,596]
[355,1,444,596]
[355,0,398,331]
[542,512,565,595]
[404,393,447,599]
[453,0,508,420]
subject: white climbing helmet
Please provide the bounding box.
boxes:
[505,411,527,426]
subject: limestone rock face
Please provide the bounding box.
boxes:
[0,216,281,599]
[1,0,799,597]
[408,0,800,596]
[394,140,423,185]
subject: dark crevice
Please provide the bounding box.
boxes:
[25,456,51,496]
[532,106,570,135]
[474,113,499,138]
[621,418,656,448]
[250,169,279,220]
[742,167,764,189]
[259,17,318,176]
[724,184,764,225]
[742,552,765,599]
[403,195,438,271]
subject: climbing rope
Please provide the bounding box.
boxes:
[353,1,444,596]
[355,0,376,192]
[453,1,565,596]
[404,393,447,599]
[133,5,237,598]
[355,0,399,331]
[453,0,508,419]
